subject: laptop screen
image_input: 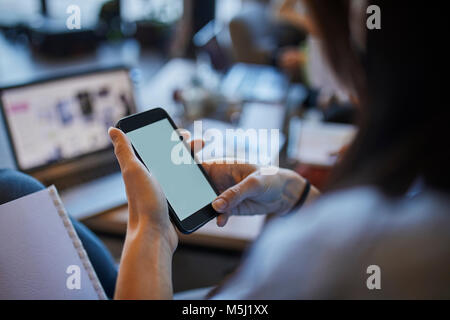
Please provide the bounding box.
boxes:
[0,68,134,171]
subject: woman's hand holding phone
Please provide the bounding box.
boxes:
[109,127,206,249]
[109,127,318,299]
[108,127,176,250]
[109,127,206,299]
[109,126,318,236]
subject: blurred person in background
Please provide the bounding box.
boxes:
[111,1,445,299]
[229,0,357,123]
[170,0,216,57]
[229,0,311,70]
[274,0,316,78]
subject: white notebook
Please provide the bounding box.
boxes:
[0,186,106,300]
[288,118,357,167]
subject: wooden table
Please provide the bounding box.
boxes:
[83,205,265,251]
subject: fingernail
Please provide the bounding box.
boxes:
[213,198,227,211]
[108,128,117,142]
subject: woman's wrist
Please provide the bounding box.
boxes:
[128,225,174,251]
[115,227,175,299]
[127,210,178,254]
[277,169,306,214]
[285,171,320,213]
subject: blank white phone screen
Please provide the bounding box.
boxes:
[126,119,217,221]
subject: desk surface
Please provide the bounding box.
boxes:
[83,206,265,251]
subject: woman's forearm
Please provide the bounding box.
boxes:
[114,228,174,300]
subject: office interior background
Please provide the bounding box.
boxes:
[0,0,363,293]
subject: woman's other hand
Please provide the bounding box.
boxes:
[203,160,316,227]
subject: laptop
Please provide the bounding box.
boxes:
[0,66,136,219]
[220,63,290,104]
[193,21,290,104]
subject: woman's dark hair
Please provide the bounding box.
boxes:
[304,0,446,196]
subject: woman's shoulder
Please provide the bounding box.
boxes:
[285,186,450,298]
[214,186,450,299]
[297,185,449,221]
[260,186,450,298]
[308,186,450,226]
[285,186,450,254]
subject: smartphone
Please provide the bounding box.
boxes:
[116,108,219,234]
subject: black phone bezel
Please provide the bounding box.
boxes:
[116,107,219,234]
